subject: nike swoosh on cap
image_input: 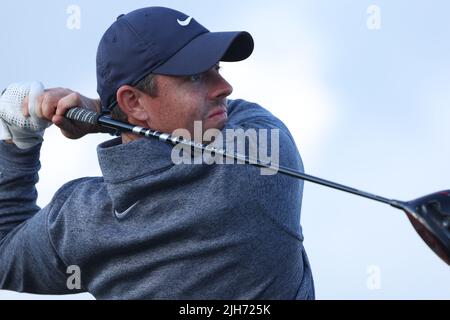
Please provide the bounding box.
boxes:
[114,201,140,220]
[177,16,193,27]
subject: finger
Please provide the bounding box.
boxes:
[52,115,83,140]
[22,95,30,117]
[52,114,65,126]
[52,115,76,133]
[56,92,82,116]
[40,93,58,121]
[34,93,45,119]
[38,88,72,121]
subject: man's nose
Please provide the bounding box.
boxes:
[209,73,233,100]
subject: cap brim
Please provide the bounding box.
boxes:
[153,31,254,76]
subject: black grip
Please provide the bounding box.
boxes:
[65,107,100,125]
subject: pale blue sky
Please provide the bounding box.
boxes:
[0,1,449,299]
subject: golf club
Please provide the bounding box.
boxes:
[65,107,450,265]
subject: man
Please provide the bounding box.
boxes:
[0,7,314,299]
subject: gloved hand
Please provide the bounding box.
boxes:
[0,82,52,149]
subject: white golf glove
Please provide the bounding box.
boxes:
[0,82,52,149]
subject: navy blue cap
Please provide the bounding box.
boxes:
[97,7,254,110]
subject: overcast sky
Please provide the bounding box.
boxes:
[1,0,449,299]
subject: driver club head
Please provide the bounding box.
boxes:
[400,191,450,265]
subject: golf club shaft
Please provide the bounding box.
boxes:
[65,108,398,207]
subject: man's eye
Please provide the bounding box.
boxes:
[189,74,203,82]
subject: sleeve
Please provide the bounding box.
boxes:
[0,141,83,294]
[221,100,306,238]
[225,99,304,170]
[226,99,290,130]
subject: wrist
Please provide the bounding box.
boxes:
[95,99,102,114]
[0,140,41,171]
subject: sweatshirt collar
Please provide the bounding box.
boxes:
[97,137,174,184]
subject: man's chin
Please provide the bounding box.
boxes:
[206,113,228,131]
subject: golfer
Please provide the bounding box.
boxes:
[0,7,314,299]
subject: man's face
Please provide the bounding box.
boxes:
[142,65,233,136]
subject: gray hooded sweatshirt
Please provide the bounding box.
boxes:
[0,99,314,299]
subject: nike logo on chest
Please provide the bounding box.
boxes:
[114,201,140,220]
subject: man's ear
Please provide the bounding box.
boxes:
[116,85,149,122]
